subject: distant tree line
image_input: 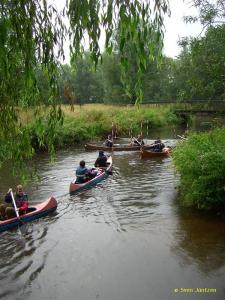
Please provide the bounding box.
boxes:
[39,23,224,106]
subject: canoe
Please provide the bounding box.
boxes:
[85,143,154,152]
[70,156,112,193]
[0,197,57,233]
[140,147,171,159]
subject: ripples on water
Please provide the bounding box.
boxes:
[0,144,225,300]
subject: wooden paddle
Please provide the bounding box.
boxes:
[132,137,142,147]
[177,135,187,140]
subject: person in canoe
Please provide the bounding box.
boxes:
[94,151,108,168]
[131,134,145,146]
[104,135,113,148]
[0,185,28,219]
[151,137,165,152]
[75,160,98,183]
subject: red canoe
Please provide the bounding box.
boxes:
[0,197,57,233]
[70,156,113,193]
[140,147,171,159]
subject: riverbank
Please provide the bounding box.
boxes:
[173,128,225,212]
[28,104,181,149]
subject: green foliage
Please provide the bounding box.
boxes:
[68,0,170,104]
[2,0,225,180]
[173,128,225,211]
[0,0,66,174]
[175,24,225,101]
[185,1,225,28]
[59,52,180,105]
[143,56,177,101]
[101,52,130,104]
[26,104,179,148]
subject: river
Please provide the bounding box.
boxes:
[0,132,225,299]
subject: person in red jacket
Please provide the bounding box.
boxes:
[0,185,28,219]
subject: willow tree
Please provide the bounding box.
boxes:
[68,0,170,103]
[0,0,65,175]
[0,0,169,175]
[184,0,225,30]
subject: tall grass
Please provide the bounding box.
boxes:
[17,104,180,149]
[57,104,180,143]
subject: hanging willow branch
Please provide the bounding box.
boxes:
[0,0,66,175]
[0,0,170,177]
[68,0,170,104]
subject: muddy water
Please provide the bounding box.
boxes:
[0,139,225,300]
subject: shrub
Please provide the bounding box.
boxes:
[173,128,225,211]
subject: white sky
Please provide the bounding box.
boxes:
[53,0,203,62]
[163,0,202,57]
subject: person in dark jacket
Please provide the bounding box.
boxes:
[75,160,97,183]
[94,151,108,168]
[104,135,113,148]
[75,160,90,183]
[152,137,165,152]
[0,185,28,219]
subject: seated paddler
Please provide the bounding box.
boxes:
[94,151,108,168]
[75,160,98,183]
[151,137,165,152]
[104,135,113,148]
[0,185,28,219]
[131,134,145,146]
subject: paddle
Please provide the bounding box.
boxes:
[132,137,142,147]
[10,190,27,235]
[177,135,187,140]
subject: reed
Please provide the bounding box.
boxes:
[17,104,181,148]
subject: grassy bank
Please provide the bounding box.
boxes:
[0,104,181,178]
[48,104,180,146]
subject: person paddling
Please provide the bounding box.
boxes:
[151,137,165,152]
[75,160,90,183]
[94,151,108,168]
[0,185,28,219]
[132,134,145,146]
[75,160,98,183]
[104,135,113,148]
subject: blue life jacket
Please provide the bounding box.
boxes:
[76,166,88,183]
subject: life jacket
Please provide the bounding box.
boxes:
[15,193,28,207]
[15,193,28,212]
[76,166,88,183]
[5,192,28,212]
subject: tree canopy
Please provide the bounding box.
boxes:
[1,0,225,177]
[0,0,170,174]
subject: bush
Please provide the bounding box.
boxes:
[173,128,225,211]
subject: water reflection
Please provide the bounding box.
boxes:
[62,151,178,234]
[0,139,225,300]
[0,213,58,300]
[172,206,225,274]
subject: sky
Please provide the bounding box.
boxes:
[163,0,202,57]
[53,0,203,62]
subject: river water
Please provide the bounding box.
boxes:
[0,136,225,300]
